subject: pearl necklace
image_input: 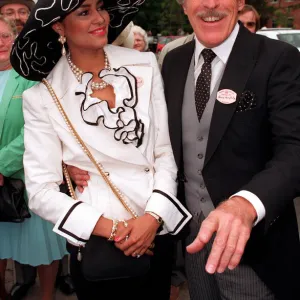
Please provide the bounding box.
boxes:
[67,52,111,91]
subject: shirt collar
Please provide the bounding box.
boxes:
[195,23,240,67]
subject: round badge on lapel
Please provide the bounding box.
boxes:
[136,77,144,88]
[217,89,237,104]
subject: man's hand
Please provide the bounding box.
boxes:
[0,174,4,186]
[67,165,90,193]
[187,197,257,274]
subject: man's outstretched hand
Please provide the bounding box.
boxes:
[187,197,257,274]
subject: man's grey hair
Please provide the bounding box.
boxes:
[176,0,184,4]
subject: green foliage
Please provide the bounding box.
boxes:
[247,0,300,28]
[246,0,275,26]
[133,1,162,35]
[133,0,298,34]
[158,0,192,35]
[266,1,300,28]
[133,0,192,35]
[273,9,290,27]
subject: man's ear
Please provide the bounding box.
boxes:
[182,3,187,15]
[237,0,245,12]
[51,22,64,36]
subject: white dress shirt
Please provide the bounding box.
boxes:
[194,23,265,225]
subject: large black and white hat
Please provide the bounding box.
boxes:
[10,0,145,81]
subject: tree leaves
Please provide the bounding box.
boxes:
[133,0,191,35]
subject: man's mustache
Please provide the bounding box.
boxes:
[13,19,26,27]
[196,10,228,19]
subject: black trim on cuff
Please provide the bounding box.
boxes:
[57,201,88,242]
[153,189,188,234]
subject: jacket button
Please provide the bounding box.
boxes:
[144,168,150,173]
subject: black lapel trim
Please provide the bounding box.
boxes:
[153,189,188,234]
[204,26,260,167]
[58,201,88,242]
[164,41,195,168]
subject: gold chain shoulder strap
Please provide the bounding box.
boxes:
[42,78,138,219]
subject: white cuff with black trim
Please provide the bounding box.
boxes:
[53,201,102,245]
[145,189,191,235]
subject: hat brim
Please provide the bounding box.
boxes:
[0,0,35,11]
[11,0,145,81]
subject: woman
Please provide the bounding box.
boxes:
[112,21,134,47]
[10,0,191,299]
[0,16,67,300]
[123,24,149,52]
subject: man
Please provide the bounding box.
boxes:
[159,3,259,71]
[158,33,195,69]
[0,0,33,33]
[238,4,260,33]
[162,0,300,299]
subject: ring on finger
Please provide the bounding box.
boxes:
[121,220,128,228]
[149,242,155,249]
[136,255,141,258]
[125,235,129,241]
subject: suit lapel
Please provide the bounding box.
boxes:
[167,41,195,168]
[204,26,260,167]
[0,71,19,137]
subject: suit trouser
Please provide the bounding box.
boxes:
[185,213,276,300]
[171,240,186,287]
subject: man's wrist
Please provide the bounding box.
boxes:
[230,196,257,223]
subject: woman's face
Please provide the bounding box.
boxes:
[0,21,14,65]
[54,0,110,53]
[133,33,146,52]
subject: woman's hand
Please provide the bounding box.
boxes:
[114,214,160,257]
[67,165,90,193]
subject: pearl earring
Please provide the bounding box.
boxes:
[58,35,67,56]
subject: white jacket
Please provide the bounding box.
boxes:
[22,45,191,246]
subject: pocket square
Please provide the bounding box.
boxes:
[236,91,257,113]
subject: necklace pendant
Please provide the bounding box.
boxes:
[77,247,82,261]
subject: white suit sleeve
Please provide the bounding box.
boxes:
[144,53,191,234]
[23,85,102,246]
